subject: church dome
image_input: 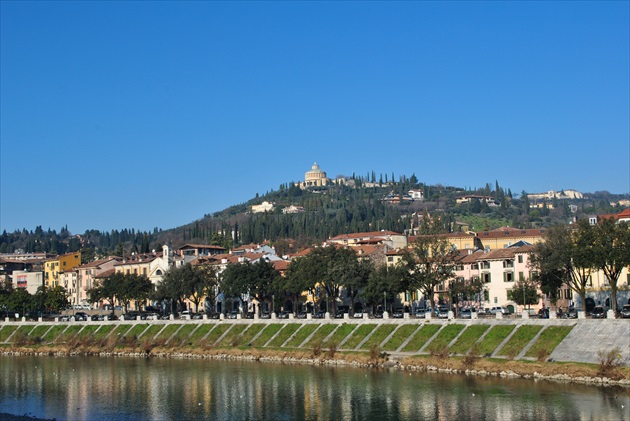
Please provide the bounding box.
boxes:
[305,162,326,180]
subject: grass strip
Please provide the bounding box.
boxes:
[170,324,198,346]
[358,324,397,350]
[426,324,466,352]
[285,324,319,348]
[54,325,83,343]
[216,324,248,347]
[382,324,419,351]
[266,324,300,347]
[341,324,377,350]
[400,324,441,352]
[237,324,266,346]
[154,324,182,341]
[324,323,357,346]
[187,324,215,345]
[475,325,516,356]
[76,325,100,338]
[41,325,66,342]
[0,325,18,342]
[124,324,150,339]
[92,324,116,340]
[525,326,573,359]
[496,325,543,358]
[449,324,490,355]
[27,325,51,339]
[251,324,282,347]
[201,324,231,346]
[303,324,336,348]
[140,324,165,340]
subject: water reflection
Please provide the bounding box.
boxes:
[0,356,628,420]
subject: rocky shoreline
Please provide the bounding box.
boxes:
[2,347,629,388]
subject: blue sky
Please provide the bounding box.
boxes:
[1,1,628,234]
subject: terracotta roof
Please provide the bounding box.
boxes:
[598,207,630,221]
[95,268,115,279]
[272,260,289,271]
[476,228,546,239]
[475,245,534,261]
[77,257,119,269]
[178,244,226,250]
[329,231,402,240]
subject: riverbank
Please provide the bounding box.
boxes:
[2,344,629,387]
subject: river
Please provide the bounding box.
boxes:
[0,356,628,420]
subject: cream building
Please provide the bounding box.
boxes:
[297,162,330,189]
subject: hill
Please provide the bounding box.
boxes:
[1,174,628,258]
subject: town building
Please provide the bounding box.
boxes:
[44,252,81,288]
[251,201,275,213]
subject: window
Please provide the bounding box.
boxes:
[481,262,490,270]
[494,297,498,304]
[518,255,523,264]
[456,265,464,271]
[134,268,138,275]
[143,268,147,276]
[504,272,514,282]
[483,290,489,301]
[387,256,393,262]
[519,272,525,281]
[482,273,491,283]
[564,289,571,299]
[586,275,592,287]
[503,260,514,268]
[471,263,479,270]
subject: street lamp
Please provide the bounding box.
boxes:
[383,291,387,313]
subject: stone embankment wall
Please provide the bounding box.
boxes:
[0,317,628,366]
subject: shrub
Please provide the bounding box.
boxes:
[462,345,480,369]
[327,342,338,359]
[428,344,450,358]
[536,348,550,362]
[597,348,622,377]
[369,344,384,361]
[312,340,323,357]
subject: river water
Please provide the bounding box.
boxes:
[0,356,628,420]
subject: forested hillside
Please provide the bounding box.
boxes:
[1,173,627,259]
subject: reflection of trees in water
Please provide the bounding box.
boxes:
[1,356,628,420]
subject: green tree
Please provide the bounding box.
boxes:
[362,264,408,313]
[590,219,630,313]
[531,221,595,312]
[508,278,540,311]
[185,264,217,313]
[402,235,460,310]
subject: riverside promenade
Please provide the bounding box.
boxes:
[1,313,628,366]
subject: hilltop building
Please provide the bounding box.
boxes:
[296,162,331,189]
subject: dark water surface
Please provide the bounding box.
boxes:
[0,355,628,420]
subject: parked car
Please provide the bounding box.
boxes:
[490,306,508,316]
[74,312,88,321]
[373,309,384,319]
[436,306,449,319]
[59,315,71,322]
[564,308,578,319]
[414,308,427,319]
[591,306,606,319]
[312,311,325,319]
[192,313,204,320]
[334,311,344,319]
[353,310,363,319]
[392,309,404,318]
[260,311,271,319]
[278,311,290,319]
[228,311,239,319]
[180,310,192,320]
[296,312,308,319]
[459,308,472,319]
[537,308,549,319]
[206,312,221,319]
[621,304,630,319]
[90,314,101,321]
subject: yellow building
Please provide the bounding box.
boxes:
[44,251,81,288]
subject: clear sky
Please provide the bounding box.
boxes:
[1,1,629,234]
